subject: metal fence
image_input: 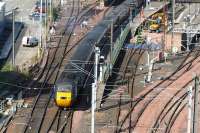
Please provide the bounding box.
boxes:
[0,100,5,113]
[103,23,130,82]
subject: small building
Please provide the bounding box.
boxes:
[0,2,5,35]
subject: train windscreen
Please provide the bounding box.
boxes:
[57,84,72,92]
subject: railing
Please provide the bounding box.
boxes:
[173,27,200,34]
[102,23,130,82]
[0,100,6,113]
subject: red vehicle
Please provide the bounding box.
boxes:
[34,1,50,13]
[34,6,46,13]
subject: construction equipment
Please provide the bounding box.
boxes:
[148,12,166,33]
[149,19,161,33]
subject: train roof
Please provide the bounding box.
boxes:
[70,0,132,62]
[56,0,137,83]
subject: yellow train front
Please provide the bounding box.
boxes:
[54,82,77,108]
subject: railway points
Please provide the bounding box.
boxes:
[1,0,200,133]
[2,0,113,133]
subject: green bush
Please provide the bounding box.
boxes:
[53,7,59,21]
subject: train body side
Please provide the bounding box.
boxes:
[55,0,144,108]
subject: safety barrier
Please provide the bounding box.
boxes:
[0,100,6,113]
[103,23,130,82]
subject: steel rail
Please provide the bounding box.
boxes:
[117,49,200,132]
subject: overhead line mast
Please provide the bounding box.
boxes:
[172,0,175,52]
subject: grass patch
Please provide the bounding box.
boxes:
[0,63,13,72]
[0,63,29,89]
[0,71,28,95]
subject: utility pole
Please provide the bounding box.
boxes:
[186,3,192,52]
[61,0,63,6]
[44,0,47,49]
[110,20,113,76]
[39,0,43,58]
[49,0,52,24]
[192,76,199,133]
[171,0,175,52]
[186,27,191,52]
[91,46,100,133]
[99,56,104,82]
[146,0,148,7]
[163,0,166,52]
[187,86,192,133]
[146,36,150,66]
[12,9,15,68]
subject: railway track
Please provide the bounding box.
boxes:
[156,91,188,133]
[127,49,145,133]
[22,0,80,132]
[18,1,108,133]
[4,1,122,132]
[57,111,74,133]
[43,108,74,133]
[151,83,190,132]
[115,49,200,132]
[114,45,145,132]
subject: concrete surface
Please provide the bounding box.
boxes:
[175,3,200,27]
[2,0,42,69]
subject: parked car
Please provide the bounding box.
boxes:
[29,12,46,20]
[29,12,40,20]
[22,36,39,47]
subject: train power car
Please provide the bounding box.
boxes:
[54,0,144,108]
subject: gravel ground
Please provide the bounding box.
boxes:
[133,56,200,133]
[5,1,109,133]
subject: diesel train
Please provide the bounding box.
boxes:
[54,0,145,108]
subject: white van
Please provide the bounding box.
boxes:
[22,36,38,47]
